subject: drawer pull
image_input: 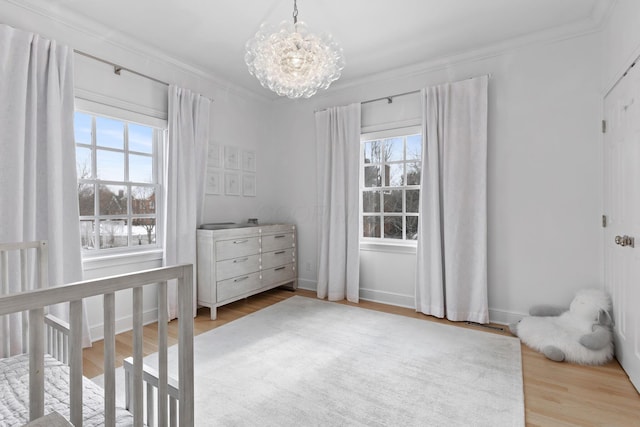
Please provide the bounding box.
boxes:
[274,235,286,239]
[234,276,249,282]
[233,239,249,244]
[233,258,248,263]
[274,267,286,271]
[274,251,286,255]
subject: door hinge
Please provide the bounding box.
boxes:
[602,215,607,228]
[602,119,607,134]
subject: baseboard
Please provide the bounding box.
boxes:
[297,278,317,291]
[359,288,415,309]
[488,308,526,326]
[90,307,159,342]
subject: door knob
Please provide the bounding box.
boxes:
[615,235,635,248]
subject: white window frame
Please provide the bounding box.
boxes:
[359,126,422,248]
[75,99,166,259]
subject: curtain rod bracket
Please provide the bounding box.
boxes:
[114,66,122,76]
[387,97,393,104]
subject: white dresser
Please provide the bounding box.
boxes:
[196,223,297,319]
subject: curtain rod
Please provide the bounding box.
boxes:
[74,49,169,87]
[315,73,492,113]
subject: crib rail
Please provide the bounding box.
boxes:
[0,240,48,357]
[123,357,180,427]
[0,264,194,427]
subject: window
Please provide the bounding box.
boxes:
[75,111,163,253]
[360,127,422,242]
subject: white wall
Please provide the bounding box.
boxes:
[0,1,274,340]
[270,31,604,323]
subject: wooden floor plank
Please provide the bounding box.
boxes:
[83,288,640,426]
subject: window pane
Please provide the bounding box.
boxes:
[364,141,382,164]
[74,112,92,144]
[363,216,380,238]
[364,165,380,188]
[128,124,153,153]
[388,164,404,186]
[384,138,403,161]
[96,117,124,149]
[129,154,153,183]
[383,216,403,239]
[132,217,156,246]
[406,135,422,161]
[406,216,419,240]
[76,147,92,179]
[99,219,128,249]
[96,149,124,181]
[383,190,403,213]
[406,163,421,185]
[80,220,95,250]
[362,190,380,213]
[131,186,156,214]
[99,185,127,216]
[78,183,95,216]
[406,189,419,213]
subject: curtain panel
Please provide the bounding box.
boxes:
[415,75,489,323]
[315,103,361,302]
[164,85,211,319]
[0,24,91,349]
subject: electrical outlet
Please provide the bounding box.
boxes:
[305,262,312,272]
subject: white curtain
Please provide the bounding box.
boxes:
[164,85,211,319]
[415,75,489,323]
[315,103,361,302]
[0,24,91,349]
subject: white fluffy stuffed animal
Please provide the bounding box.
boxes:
[509,289,614,365]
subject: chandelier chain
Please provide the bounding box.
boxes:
[293,0,298,24]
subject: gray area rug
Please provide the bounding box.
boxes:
[94,296,524,426]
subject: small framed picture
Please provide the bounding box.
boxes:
[243,173,256,197]
[224,172,240,196]
[242,150,256,172]
[208,144,221,168]
[206,169,220,195]
[224,146,240,170]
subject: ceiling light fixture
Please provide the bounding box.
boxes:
[244,0,345,99]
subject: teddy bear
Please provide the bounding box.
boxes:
[509,289,614,365]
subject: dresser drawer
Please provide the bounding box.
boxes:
[262,233,295,253]
[217,272,262,302]
[215,237,260,260]
[262,264,295,285]
[262,248,295,269]
[216,254,261,281]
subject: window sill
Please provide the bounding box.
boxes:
[359,241,417,254]
[82,249,163,271]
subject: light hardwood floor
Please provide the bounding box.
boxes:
[83,289,640,426]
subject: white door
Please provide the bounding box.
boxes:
[603,60,640,392]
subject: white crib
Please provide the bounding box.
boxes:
[0,241,194,426]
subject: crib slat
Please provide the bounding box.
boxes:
[69,300,83,426]
[38,242,48,290]
[146,382,155,426]
[133,286,144,427]
[104,292,116,427]
[169,397,177,427]
[158,281,168,427]
[1,251,8,358]
[21,249,28,354]
[28,308,45,421]
[178,265,194,427]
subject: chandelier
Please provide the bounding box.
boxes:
[244,0,345,99]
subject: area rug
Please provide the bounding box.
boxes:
[97,296,524,426]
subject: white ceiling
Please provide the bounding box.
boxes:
[25,0,612,99]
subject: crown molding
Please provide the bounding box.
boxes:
[3,0,272,104]
[313,15,605,102]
